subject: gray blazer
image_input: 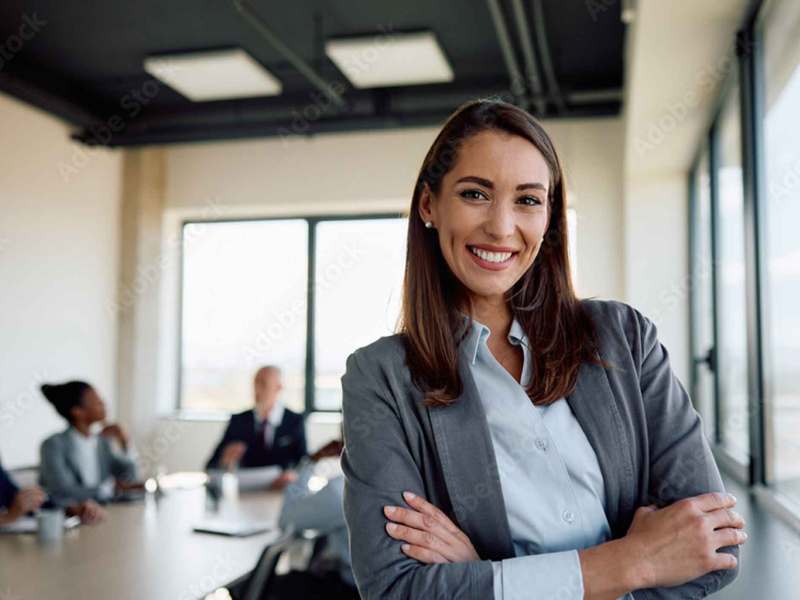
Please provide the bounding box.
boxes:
[39,428,138,504]
[341,299,738,599]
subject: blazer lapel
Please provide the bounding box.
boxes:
[427,358,515,560]
[566,360,636,538]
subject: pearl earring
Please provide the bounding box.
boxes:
[425,221,434,229]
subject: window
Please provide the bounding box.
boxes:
[179,215,406,415]
[180,220,309,414]
[690,150,716,441]
[314,218,408,410]
[714,82,750,464]
[762,0,800,504]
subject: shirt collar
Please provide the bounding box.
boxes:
[458,312,529,365]
[254,401,284,427]
[69,427,97,446]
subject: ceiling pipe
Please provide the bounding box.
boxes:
[232,0,347,110]
[485,0,529,108]
[531,0,566,114]
[509,0,545,115]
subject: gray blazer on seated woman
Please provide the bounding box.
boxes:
[340,100,744,600]
[39,381,138,505]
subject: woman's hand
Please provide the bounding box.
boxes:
[624,492,747,589]
[2,486,45,523]
[383,490,479,563]
[68,500,107,525]
[220,441,247,470]
[100,423,129,451]
[268,470,298,490]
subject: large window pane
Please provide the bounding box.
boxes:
[715,84,749,463]
[763,0,800,502]
[691,150,716,441]
[180,220,308,413]
[314,218,407,410]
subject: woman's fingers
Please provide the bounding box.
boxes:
[383,492,480,563]
[713,527,748,549]
[385,521,450,557]
[384,510,463,562]
[689,491,737,513]
[400,543,448,564]
[706,507,745,530]
[385,505,460,545]
[401,491,462,535]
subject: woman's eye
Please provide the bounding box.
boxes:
[518,195,542,206]
[459,189,487,201]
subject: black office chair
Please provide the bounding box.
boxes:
[238,528,299,600]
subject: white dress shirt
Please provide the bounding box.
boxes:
[253,401,285,448]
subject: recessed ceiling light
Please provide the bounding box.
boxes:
[144,48,282,102]
[325,31,454,89]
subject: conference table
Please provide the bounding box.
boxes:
[0,478,284,600]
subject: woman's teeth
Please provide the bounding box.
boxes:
[469,246,513,263]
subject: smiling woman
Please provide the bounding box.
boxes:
[407,104,599,410]
[340,99,743,600]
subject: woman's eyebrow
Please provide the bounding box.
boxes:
[455,175,547,192]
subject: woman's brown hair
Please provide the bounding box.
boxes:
[398,98,603,407]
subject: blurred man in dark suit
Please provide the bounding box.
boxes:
[206,366,306,489]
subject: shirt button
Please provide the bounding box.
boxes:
[534,438,549,452]
[562,510,575,524]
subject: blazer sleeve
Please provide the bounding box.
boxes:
[341,348,495,600]
[105,439,138,483]
[630,309,739,599]
[205,418,237,470]
[39,437,99,504]
[0,461,20,510]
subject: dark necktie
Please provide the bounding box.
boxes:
[257,420,272,452]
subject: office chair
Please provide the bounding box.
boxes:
[236,527,332,600]
[239,529,299,600]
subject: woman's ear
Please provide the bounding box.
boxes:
[417,183,435,224]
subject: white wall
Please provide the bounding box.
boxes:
[0,93,122,469]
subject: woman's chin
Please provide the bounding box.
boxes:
[459,278,514,301]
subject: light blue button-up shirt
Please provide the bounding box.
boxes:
[460,314,630,600]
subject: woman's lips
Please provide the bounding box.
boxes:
[466,245,518,271]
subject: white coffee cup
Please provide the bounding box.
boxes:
[37,507,65,542]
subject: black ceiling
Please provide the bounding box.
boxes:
[0,0,626,147]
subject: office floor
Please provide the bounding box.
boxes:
[716,474,800,599]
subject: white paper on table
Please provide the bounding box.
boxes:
[0,515,81,534]
[208,466,282,491]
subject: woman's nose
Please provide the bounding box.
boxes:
[483,202,516,239]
